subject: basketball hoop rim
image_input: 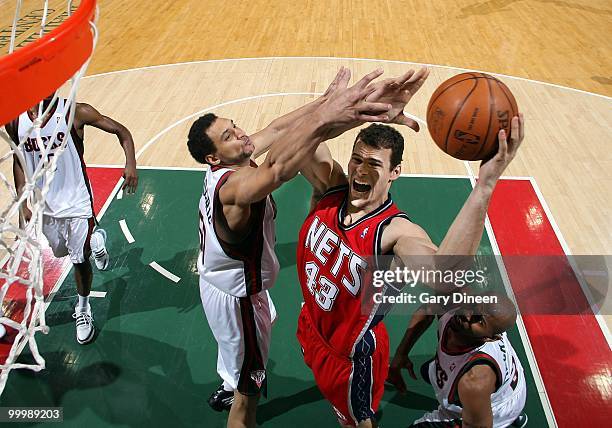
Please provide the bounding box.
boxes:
[0,0,97,126]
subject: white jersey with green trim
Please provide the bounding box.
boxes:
[427,308,526,426]
[15,99,93,218]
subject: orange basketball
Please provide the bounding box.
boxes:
[426,73,518,161]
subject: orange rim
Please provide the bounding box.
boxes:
[0,0,97,126]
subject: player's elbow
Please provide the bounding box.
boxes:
[458,368,496,402]
[268,160,297,184]
[116,124,133,142]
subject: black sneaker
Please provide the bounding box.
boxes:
[511,413,528,427]
[207,384,234,411]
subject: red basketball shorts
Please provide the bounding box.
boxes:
[297,307,389,426]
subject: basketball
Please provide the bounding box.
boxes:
[426,73,519,161]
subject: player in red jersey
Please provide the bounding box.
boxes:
[296,68,525,427]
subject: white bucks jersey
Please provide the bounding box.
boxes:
[15,99,93,218]
[429,308,526,422]
[197,164,279,297]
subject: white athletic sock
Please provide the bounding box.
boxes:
[77,294,89,312]
[222,381,233,392]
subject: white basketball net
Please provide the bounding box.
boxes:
[0,0,98,395]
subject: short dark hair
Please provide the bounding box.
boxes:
[355,124,404,169]
[187,113,218,164]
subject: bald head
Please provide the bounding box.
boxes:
[484,294,517,335]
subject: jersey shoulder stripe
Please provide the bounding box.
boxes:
[447,351,503,406]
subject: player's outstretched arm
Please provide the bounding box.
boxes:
[300,143,348,209]
[220,68,391,209]
[386,116,524,291]
[366,66,430,131]
[388,303,437,394]
[436,114,524,256]
[250,99,323,159]
[74,103,138,194]
[250,67,350,159]
[298,67,430,207]
[458,365,496,428]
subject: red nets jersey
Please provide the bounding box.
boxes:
[297,185,408,357]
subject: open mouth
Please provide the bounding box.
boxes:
[242,137,254,150]
[352,180,371,193]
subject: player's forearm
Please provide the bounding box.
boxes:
[269,98,323,134]
[12,159,26,196]
[462,419,492,428]
[462,407,493,428]
[395,308,434,356]
[253,98,324,157]
[300,143,334,193]
[116,126,136,167]
[436,183,493,256]
[262,112,328,184]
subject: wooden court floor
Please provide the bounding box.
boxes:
[0,1,611,427]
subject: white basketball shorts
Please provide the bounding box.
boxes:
[199,277,277,396]
[411,375,526,428]
[42,215,95,264]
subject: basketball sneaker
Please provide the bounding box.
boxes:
[90,228,109,270]
[207,383,234,411]
[72,304,95,345]
[511,414,528,427]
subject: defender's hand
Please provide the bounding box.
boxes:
[122,163,138,194]
[367,67,430,131]
[478,114,524,189]
[317,68,392,140]
[387,353,417,394]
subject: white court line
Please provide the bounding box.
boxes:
[85,162,536,183]
[87,164,124,169]
[494,176,533,181]
[149,262,181,283]
[463,162,558,427]
[582,270,608,277]
[132,164,530,181]
[89,291,107,298]
[86,163,533,181]
[82,56,612,100]
[400,173,468,179]
[136,165,205,171]
[118,219,135,243]
[49,290,107,300]
[529,177,612,350]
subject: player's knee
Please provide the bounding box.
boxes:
[356,418,377,428]
[50,245,69,258]
[73,259,92,272]
[232,391,258,409]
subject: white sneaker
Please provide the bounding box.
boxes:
[72,305,95,345]
[90,228,109,270]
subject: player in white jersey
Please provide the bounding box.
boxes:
[388,295,527,428]
[5,95,138,345]
[186,67,421,427]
